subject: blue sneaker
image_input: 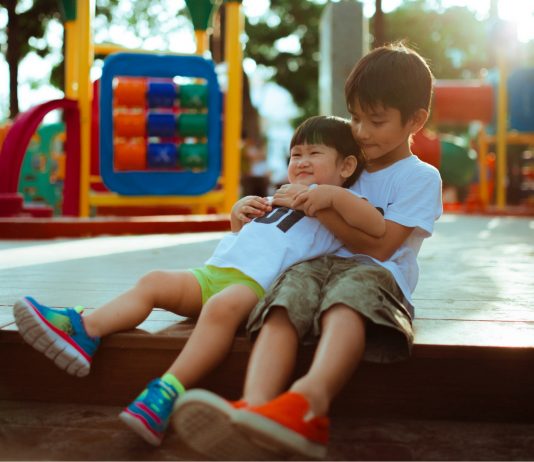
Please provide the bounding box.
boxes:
[119,378,181,446]
[13,296,100,377]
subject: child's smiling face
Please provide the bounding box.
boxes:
[287,143,355,187]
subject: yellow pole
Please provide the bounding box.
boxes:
[64,20,79,99]
[477,128,489,208]
[495,49,508,209]
[194,30,208,55]
[223,1,243,212]
[76,0,94,217]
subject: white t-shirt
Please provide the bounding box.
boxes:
[207,205,344,290]
[337,155,442,310]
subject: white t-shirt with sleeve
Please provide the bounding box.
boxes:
[206,205,344,291]
[336,155,442,310]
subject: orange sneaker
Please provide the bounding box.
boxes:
[170,389,280,461]
[232,392,329,460]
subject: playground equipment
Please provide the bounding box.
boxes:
[412,67,534,210]
[99,53,221,196]
[0,0,244,218]
[19,123,65,215]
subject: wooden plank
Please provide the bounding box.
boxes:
[0,215,231,239]
[1,333,533,421]
[414,299,534,322]
[413,319,534,349]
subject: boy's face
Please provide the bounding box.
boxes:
[287,143,353,187]
[349,100,418,170]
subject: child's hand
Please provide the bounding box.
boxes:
[292,185,335,216]
[231,196,272,227]
[273,184,308,207]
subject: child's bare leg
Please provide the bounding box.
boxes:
[166,284,259,388]
[119,284,258,445]
[242,307,299,405]
[290,304,366,416]
[83,270,202,338]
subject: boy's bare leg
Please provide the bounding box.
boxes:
[290,304,366,417]
[242,307,300,405]
[83,270,203,338]
[167,284,260,388]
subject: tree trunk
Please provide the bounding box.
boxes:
[5,0,20,118]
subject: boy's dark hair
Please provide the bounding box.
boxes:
[345,42,434,124]
[290,115,365,188]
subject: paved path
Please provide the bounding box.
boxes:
[1,214,533,346]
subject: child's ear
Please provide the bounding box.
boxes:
[341,155,358,178]
[409,108,429,134]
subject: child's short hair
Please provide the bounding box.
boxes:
[290,115,364,188]
[345,42,434,124]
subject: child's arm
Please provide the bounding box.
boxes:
[293,185,385,238]
[230,196,272,232]
[274,183,410,261]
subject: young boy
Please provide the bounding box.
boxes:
[12,116,385,447]
[169,43,443,460]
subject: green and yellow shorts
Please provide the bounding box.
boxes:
[189,265,264,305]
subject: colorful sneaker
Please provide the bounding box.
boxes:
[119,378,181,446]
[171,389,282,461]
[13,296,100,377]
[232,392,329,460]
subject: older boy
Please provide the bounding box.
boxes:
[170,42,443,460]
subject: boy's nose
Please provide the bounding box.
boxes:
[354,125,369,140]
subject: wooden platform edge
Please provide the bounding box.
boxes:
[0,214,231,239]
[1,327,534,422]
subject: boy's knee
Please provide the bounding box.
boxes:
[265,306,291,325]
[321,304,365,327]
[263,306,299,338]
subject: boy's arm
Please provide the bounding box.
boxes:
[315,208,413,261]
[292,185,385,238]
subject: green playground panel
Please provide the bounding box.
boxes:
[18,122,65,214]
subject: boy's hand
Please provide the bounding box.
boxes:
[231,196,272,231]
[292,185,335,216]
[273,184,308,207]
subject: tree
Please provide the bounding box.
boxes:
[0,0,61,118]
[244,0,534,124]
[244,0,324,126]
[380,0,490,79]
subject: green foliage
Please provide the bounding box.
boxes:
[0,0,61,58]
[245,0,324,125]
[93,0,187,50]
[0,0,63,116]
[380,0,490,79]
[244,0,534,125]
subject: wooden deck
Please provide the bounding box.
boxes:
[0,214,533,459]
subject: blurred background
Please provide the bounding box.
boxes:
[1,0,533,212]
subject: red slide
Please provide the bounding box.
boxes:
[0,99,81,216]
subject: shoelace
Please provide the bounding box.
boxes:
[145,380,178,414]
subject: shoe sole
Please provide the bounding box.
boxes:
[119,409,162,446]
[232,409,327,460]
[171,389,282,461]
[13,298,90,377]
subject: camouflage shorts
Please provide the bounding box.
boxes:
[246,255,414,363]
